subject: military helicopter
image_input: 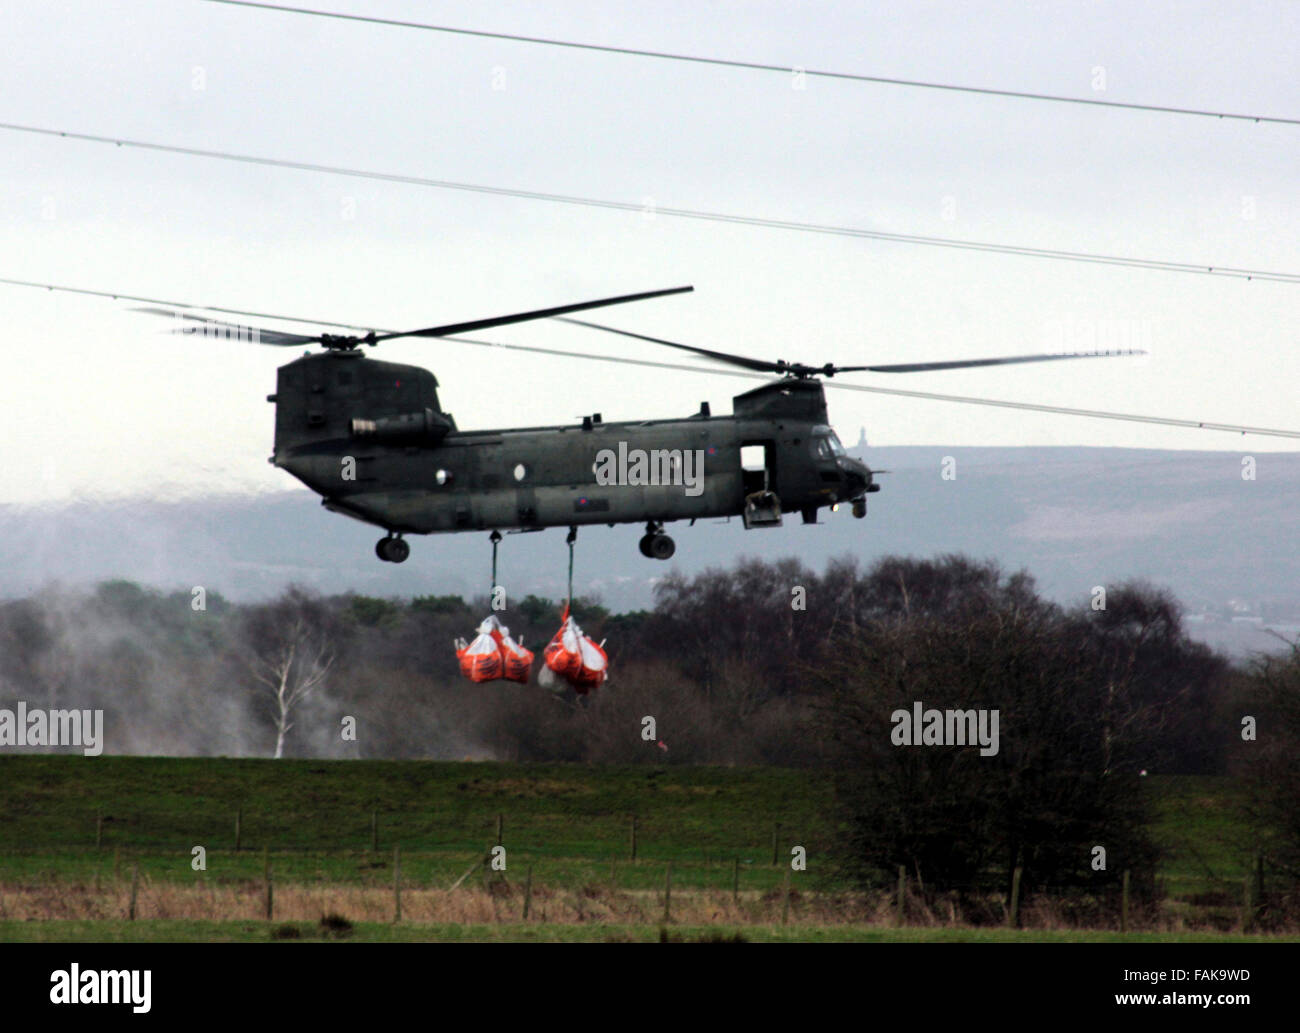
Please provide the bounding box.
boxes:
[140,285,1145,562]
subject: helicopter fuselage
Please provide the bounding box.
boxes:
[269,350,874,555]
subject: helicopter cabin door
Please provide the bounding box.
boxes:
[740,440,782,528]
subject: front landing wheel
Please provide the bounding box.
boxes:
[375,536,410,563]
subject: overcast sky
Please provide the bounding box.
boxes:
[2,1,1296,505]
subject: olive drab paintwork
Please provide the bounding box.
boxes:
[269,350,876,560]
[171,281,1124,563]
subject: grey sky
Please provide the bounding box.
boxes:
[2,0,1296,505]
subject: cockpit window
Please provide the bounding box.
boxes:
[811,428,846,461]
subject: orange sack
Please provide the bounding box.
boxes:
[492,620,535,684]
[456,614,533,684]
[542,606,608,694]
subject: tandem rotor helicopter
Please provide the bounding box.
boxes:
[139,285,1145,563]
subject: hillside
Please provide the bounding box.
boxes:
[2,447,1296,653]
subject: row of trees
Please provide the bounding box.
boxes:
[0,554,1295,903]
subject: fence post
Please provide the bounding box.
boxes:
[781,869,791,926]
[1120,869,1130,933]
[1009,866,1023,928]
[630,815,638,863]
[662,862,673,924]
[523,864,533,920]
[264,847,273,921]
[393,845,402,923]
[95,814,103,850]
[235,807,241,852]
[371,809,378,852]
[128,862,139,921]
[896,865,906,927]
[496,813,503,846]
[732,857,740,906]
[771,823,780,866]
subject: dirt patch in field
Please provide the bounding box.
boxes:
[456,778,595,798]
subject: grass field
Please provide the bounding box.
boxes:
[0,757,1290,942]
[0,757,825,891]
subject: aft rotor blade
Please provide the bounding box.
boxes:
[556,316,781,373]
[565,317,1147,375]
[839,350,1146,374]
[373,285,693,342]
[441,333,1300,440]
[133,307,321,346]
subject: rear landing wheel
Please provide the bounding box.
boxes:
[638,534,655,558]
[648,533,675,560]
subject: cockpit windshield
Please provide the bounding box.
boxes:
[811,426,846,461]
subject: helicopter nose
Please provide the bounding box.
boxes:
[839,457,873,498]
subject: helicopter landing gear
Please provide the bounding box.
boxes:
[375,534,410,563]
[852,498,867,519]
[638,523,675,560]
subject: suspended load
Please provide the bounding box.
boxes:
[540,605,608,695]
[455,614,535,684]
[454,531,536,684]
[496,620,535,684]
[455,616,505,683]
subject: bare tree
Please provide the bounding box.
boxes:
[239,587,339,758]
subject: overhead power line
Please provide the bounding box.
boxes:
[206,0,1298,127]
[4,120,1296,284]
[3,274,1296,439]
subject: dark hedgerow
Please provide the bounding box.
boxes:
[813,561,1174,911]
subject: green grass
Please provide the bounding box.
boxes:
[1148,775,1260,902]
[0,757,1286,941]
[0,756,828,891]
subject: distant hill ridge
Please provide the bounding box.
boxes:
[2,447,1296,655]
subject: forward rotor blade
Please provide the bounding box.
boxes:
[840,350,1146,373]
[373,285,693,342]
[556,316,781,372]
[133,307,321,346]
